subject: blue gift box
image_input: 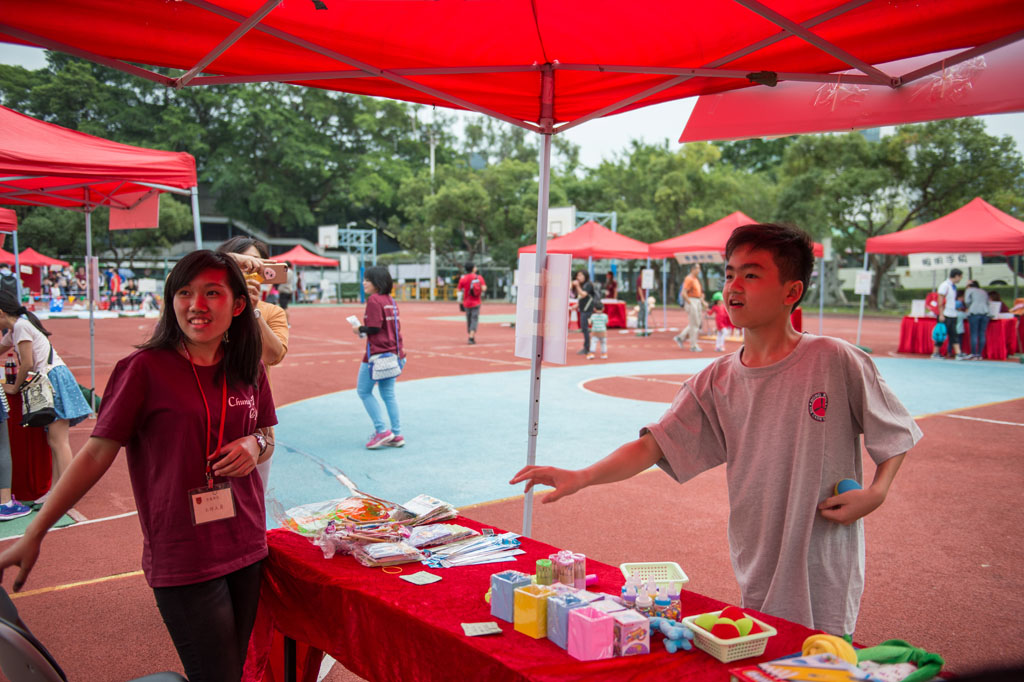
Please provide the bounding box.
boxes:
[546,592,587,648]
[490,570,532,622]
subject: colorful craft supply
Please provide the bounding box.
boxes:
[572,552,587,589]
[536,558,554,585]
[554,551,575,586]
[513,584,558,639]
[490,570,532,623]
[547,592,587,649]
[568,607,615,661]
[613,609,650,656]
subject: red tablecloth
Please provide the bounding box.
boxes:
[570,300,626,330]
[6,391,52,501]
[897,316,1019,360]
[244,516,819,682]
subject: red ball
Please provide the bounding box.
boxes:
[719,606,746,621]
[711,621,741,639]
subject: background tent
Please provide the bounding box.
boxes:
[0,105,202,408]
[18,247,69,268]
[518,221,649,259]
[276,244,339,267]
[865,197,1024,256]
[7,0,1022,533]
[649,212,824,258]
[0,209,16,264]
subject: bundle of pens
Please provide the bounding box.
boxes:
[421,531,524,568]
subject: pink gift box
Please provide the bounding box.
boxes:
[567,606,614,661]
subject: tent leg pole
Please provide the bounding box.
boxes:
[818,257,824,335]
[662,259,667,330]
[523,133,552,538]
[86,210,96,412]
[12,231,21,302]
[190,186,203,250]
[856,252,868,347]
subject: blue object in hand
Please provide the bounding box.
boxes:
[834,478,862,495]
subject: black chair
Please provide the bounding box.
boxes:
[0,587,187,682]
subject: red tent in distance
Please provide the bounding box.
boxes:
[19,247,69,268]
[649,212,825,259]
[518,220,649,259]
[276,244,339,267]
[0,208,16,233]
[865,197,1024,256]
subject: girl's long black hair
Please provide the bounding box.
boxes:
[139,250,262,387]
[0,290,52,337]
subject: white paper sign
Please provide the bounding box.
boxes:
[641,268,655,290]
[907,252,981,270]
[854,270,873,296]
[137,278,158,293]
[673,251,723,265]
[910,300,927,317]
[514,253,571,365]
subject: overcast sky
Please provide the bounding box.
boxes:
[3,43,1022,169]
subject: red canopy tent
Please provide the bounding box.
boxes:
[649,212,824,258]
[276,244,339,267]
[6,0,1022,533]
[18,247,70,268]
[865,197,1024,256]
[518,221,649,259]
[0,209,16,262]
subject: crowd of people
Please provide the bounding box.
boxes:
[931,268,1010,360]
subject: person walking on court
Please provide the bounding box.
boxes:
[674,263,705,352]
[353,267,405,449]
[572,270,597,356]
[0,291,93,506]
[457,263,486,345]
[588,300,609,359]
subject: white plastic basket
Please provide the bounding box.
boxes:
[619,561,689,588]
[681,610,777,663]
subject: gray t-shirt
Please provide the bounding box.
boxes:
[644,334,922,635]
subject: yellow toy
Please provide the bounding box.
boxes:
[803,634,858,664]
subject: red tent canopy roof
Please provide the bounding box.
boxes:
[865,197,1024,256]
[519,221,649,259]
[18,247,69,267]
[275,244,338,267]
[649,212,826,259]
[0,208,16,233]
[2,1,1022,129]
[0,250,15,266]
[0,106,197,211]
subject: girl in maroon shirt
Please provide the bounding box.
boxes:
[353,266,405,449]
[0,250,276,682]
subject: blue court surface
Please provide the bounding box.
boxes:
[266,357,1024,526]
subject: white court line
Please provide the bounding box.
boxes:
[943,414,1024,427]
[0,511,138,544]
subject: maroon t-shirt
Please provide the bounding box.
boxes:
[92,347,277,588]
[457,273,484,308]
[362,293,403,362]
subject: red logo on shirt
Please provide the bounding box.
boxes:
[194,496,202,505]
[808,392,828,422]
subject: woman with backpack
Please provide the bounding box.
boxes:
[352,266,405,449]
[0,290,92,505]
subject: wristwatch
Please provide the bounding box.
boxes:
[252,432,268,455]
[253,306,262,319]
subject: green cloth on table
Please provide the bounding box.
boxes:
[856,639,944,682]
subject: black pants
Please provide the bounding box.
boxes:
[579,308,592,352]
[153,560,263,682]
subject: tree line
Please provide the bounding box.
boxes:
[2,53,1022,306]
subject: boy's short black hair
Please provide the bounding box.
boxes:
[950,268,963,278]
[594,300,604,311]
[725,223,815,309]
[464,262,474,273]
[363,266,393,296]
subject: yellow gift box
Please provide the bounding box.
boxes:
[513,584,558,639]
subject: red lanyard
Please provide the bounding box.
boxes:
[184,346,228,488]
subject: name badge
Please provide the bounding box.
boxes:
[188,483,236,525]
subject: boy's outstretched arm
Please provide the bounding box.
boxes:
[509,432,664,504]
[818,453,905,525]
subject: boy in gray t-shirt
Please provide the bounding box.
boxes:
[511,223,922,636]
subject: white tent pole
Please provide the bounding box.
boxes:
[522,132,552,538]
[190,186,203,249]
[85,208,96,411]
[855,252,868,347]
[818,257,824,335]
[662,259,668,329]
[12,231,21,302]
